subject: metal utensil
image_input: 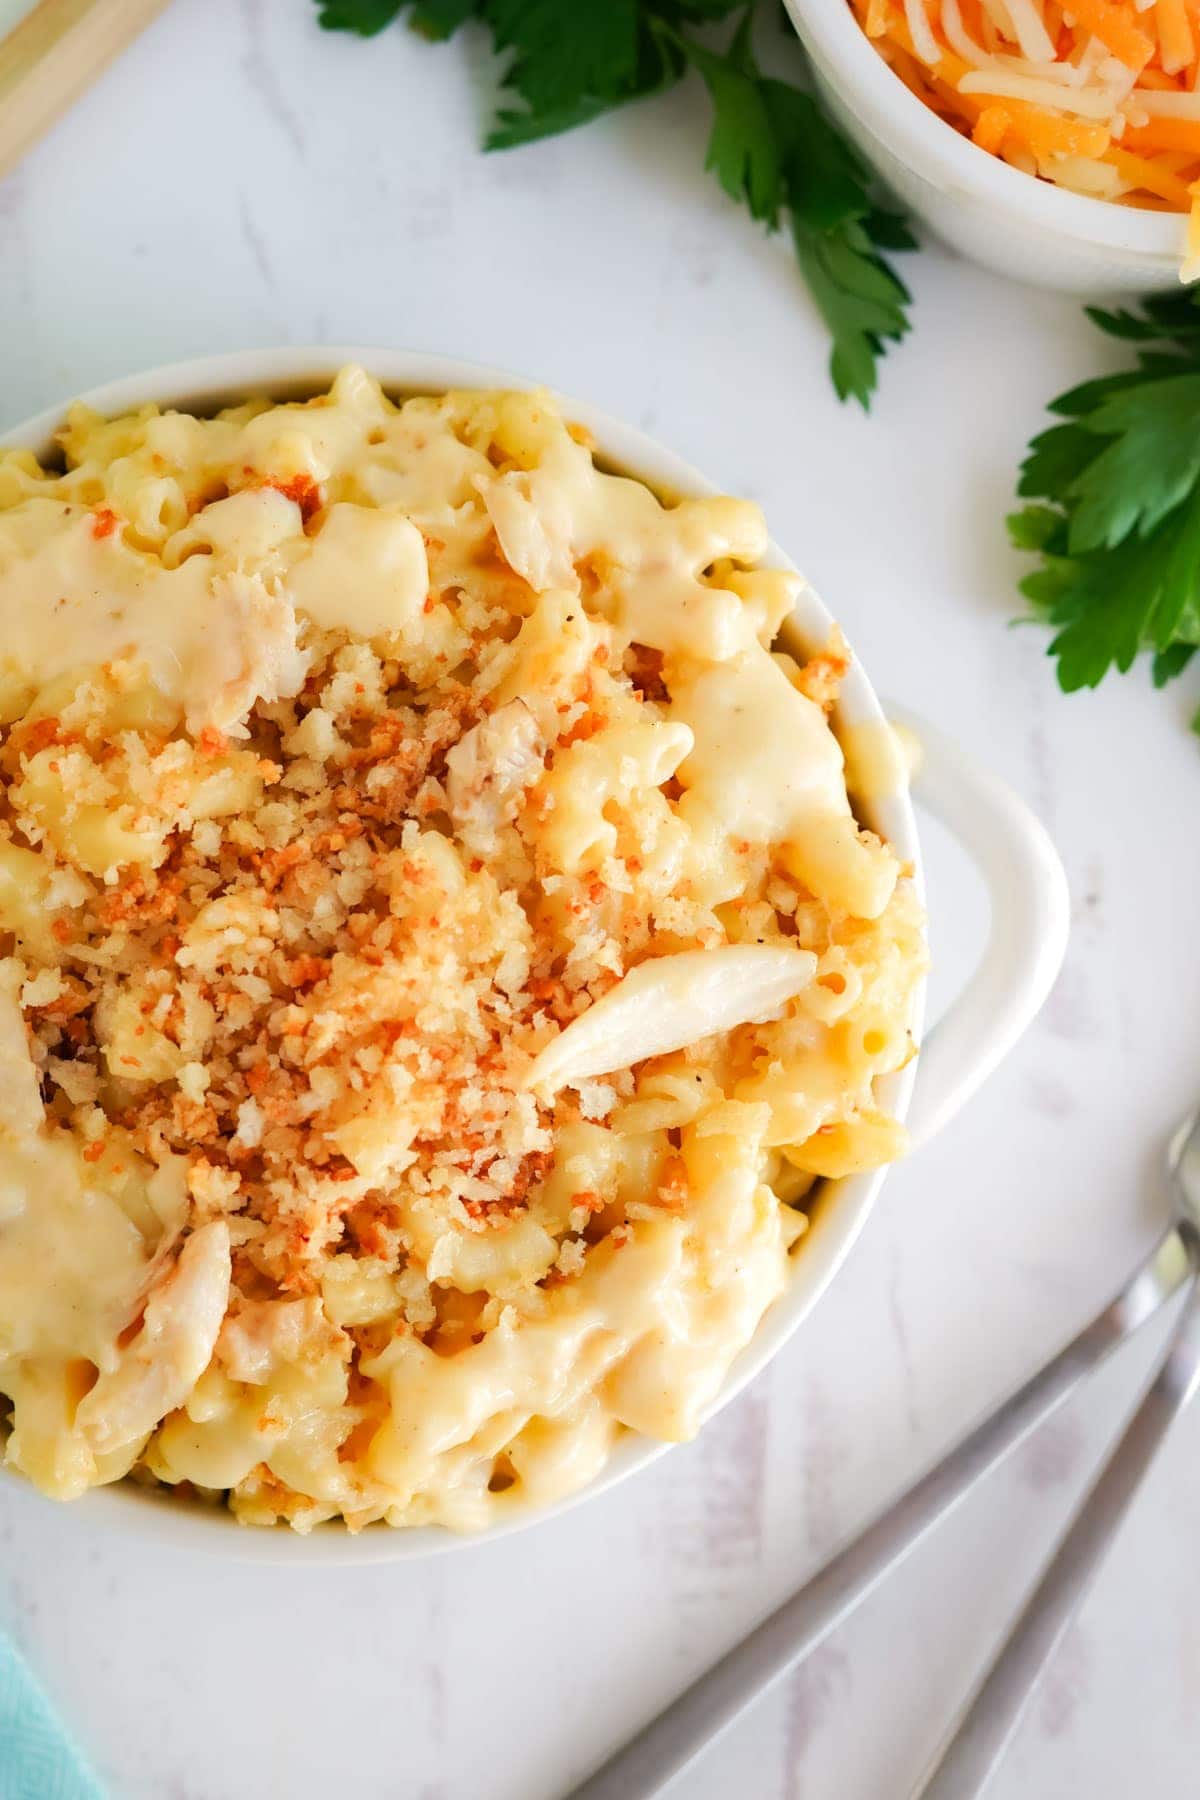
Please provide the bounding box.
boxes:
[566,1115,1200,1800]
[917,1113,1200,1797]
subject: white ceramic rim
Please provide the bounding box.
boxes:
[0,347,924,1562]
[783,0,1185,261]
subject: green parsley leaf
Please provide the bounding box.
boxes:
[1006,505,1061,553]
[314,0,915,404]
[761,80,869,230]
[1087,293,1200,345]
[487,0,641,118]
[667,0,746,16]
[486,92,643,150]
[317,0,407,34]
[486,1,680,151]
[316,0,477,38]
[411,0,480,37]
[671,13,912,405]
[1018,513,1190,692]
[1066,374,1200,553]
[1013,289,1200,712]
[674,22,782,220]
[1019,423,1100,501]
[1152,643,1196,687]
[792,217,910,408]
[1046,366,1163,419]
[862,205,917,252]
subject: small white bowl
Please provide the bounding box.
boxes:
[784,0,1187,293]
[0,349,1069,1559]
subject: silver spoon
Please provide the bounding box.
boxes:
[566,1113,1200,1800]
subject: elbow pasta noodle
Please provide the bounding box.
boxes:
[0,370,926,1532]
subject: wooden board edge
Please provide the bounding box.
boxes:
[0,0,169,181]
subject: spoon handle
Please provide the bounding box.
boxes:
[916,1266,1200,1800]
[565,1229,1192,1800]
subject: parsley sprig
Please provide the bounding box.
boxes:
[1011,291,1200,725]
[315,0,914,406]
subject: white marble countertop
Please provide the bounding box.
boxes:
[2,4,1199,1796]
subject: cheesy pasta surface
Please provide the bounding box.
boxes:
[0,369,925,1532]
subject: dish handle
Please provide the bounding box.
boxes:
[885,706,1070,1148]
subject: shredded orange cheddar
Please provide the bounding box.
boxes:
[1124,117,1200,156]
[1062,0,1154,70]
[972,105,1011,156]
[1105,144,1196,207]
[1156,0,1195,74]
[1003,100,1111,163]
[848,0,1200,276]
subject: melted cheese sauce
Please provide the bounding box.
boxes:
[0,507,305,734]
[0,1133,182,1365]
[670,650,849,844]
[0,369,922,1532]
[0,376,841,805]
[0,961,188,1383]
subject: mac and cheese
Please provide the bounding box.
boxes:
[0,369,925,1531]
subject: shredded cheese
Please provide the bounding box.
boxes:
[849,0,1200,277]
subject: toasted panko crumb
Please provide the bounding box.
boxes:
[0,376,924,1536]
[15,613,721,1330]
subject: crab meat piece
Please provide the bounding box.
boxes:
[444,699,542,851]
[75,1219,231,1457]
[217,1295,347,1386]
[525,944,819,1096]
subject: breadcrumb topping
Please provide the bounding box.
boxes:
[18,622,704,1305]
[0,373,926,1533]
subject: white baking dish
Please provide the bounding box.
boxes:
[0,348,1070,1559]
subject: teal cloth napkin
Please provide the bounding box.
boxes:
[0,1635,103,1800]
